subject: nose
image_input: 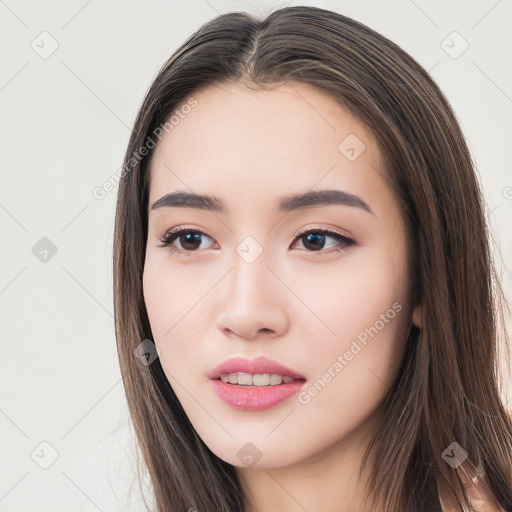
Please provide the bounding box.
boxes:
[215,251,290,341]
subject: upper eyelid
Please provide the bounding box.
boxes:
[159,225,352,241]
[294,224,352,239]
[160,225,212,241]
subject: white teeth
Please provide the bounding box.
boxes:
[270,373,283,385]
[252,373,270,386]
[237,372,253,386]
[219,372,297,386]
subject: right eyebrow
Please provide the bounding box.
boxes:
[150,191,224,212]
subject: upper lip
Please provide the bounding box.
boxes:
[208,356,306,380]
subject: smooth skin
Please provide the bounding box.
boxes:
[142,81,494,512]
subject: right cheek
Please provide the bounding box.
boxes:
[143,280,166,329]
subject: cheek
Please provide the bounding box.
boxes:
[142,254,200,337]
[335,269,404,343]
[142,257,182,361]
[142,256,219,376]
[299,245,410,397]
[298,246,408,344]
[292,275,408,454]
[142,263,192,398]
[142,258,167,336]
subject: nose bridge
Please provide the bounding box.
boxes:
[216,237,289,339]
[228,239,275,307]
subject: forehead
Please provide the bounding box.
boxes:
[148,81,389,216]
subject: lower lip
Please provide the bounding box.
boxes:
[210,379,306,411]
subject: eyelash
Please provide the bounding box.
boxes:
[157,226,355,256]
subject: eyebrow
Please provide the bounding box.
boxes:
[149,189,374,215]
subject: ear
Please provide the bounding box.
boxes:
[412,304,423,329]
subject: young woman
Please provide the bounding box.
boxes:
[113,6,512,512]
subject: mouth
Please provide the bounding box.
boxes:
[208,356,306,381]
[210,376,306,411]
[208,357,307,411]
[216,372,303,386]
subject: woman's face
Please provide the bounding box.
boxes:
[143,81,420,469]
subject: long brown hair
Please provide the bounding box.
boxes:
[113,6,512,511]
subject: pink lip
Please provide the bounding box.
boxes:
[208,356,306,380]
[208,356,306,411]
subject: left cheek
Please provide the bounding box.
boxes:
[327,291,400,348]
[322,281,407,370]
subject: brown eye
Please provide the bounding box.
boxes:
[157,228,215,253]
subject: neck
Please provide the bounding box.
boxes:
[237,406,385,512]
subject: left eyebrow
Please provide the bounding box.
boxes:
[278,189,374,215]
[149,189,374,216]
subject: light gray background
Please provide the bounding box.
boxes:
[1,0,511,510]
